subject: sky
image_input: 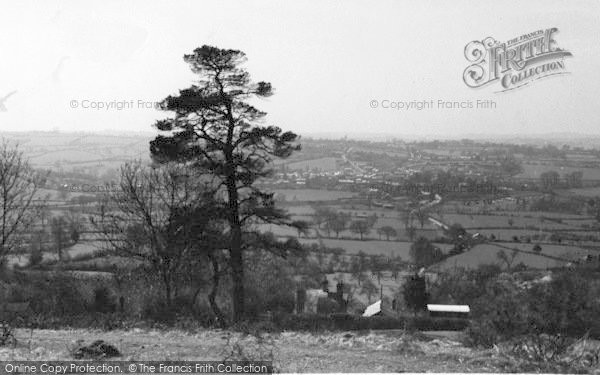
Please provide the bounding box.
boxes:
[0,0,599,138]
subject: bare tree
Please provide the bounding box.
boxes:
[378,226,397,241]
[400,209,413,230]
[497,248,519,271]
[414,209,428,228]
[0,140,46,270]
[349,220,371,240]
[50,216,69,261]
[92,161,220,307]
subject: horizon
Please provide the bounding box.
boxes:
[2,129,600,145]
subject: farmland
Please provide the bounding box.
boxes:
[296,238,454,259]
[272,189,357,202]
[282,157,339,172]
[7,133,600,306]
[5,133,600,330]
[517,163,600,180]
[434,242,593,271]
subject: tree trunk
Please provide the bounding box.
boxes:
[226,174,244,323]
[163,269,173,308]
[208,252,227,327]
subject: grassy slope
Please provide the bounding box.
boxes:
[4,328,512,373]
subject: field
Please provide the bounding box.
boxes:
[517,163,600,180]
[2,131,151,170]
[282,157,339,172]
[2,328,542,373]
[296,238,454,258]
[564,187,600,197]
[271,189,357,201]
[494,210,595,220]
[5,242,104,267]
[268,202,442,241]
[437,213,578,230]
[434,242,594,271]
[257,189,600,270]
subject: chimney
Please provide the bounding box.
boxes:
[296,289,306,314]
[336,281,344,299]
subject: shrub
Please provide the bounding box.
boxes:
[429,264,501,306]
[526,272,600,338]
[411,316,469,331]
[93,287,116,313]
[403,274,427,314]
[29,251,43,267]
[466,275,528,347]
[244,250,296,317]
[141,299,178,323]
[316,298,339,315]
[16,274,89,317]
[275,313,469,332]
[0,324,17,347]
[464,320,498,348]
[467,270,600,350]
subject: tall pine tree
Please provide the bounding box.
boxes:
[150,45,301,322]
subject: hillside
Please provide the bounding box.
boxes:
[5,328,594,373]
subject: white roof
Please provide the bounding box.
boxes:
[427,304,470,313]
[362,300,382,317]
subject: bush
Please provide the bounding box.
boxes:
[466,270,600,349]
[244,250,296,317]
[29,251,43,267]
[141,300,178,323]
[275,313,469,332]
[464,320,499,348]
[429,264,503,307]
[12,273,89,317]
[466,275,528,347]
[526,272,600,338]
[412,316,470,331]
[403,274,427,314]
[316,298,339,315]
[93,287,116,313]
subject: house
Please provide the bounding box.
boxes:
[295,280,348,314]
[362,299,396,318]
[427,304,470,318]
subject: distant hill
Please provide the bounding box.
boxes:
[0,131,154,170]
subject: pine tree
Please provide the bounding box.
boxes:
[150,45,301,322]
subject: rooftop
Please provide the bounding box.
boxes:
[427,304,470,313]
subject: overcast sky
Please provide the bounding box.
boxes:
[0,0,598,138]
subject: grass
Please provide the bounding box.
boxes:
[516,163,600,180]
[438,213,586,230]
[564,186,600,197]
[6,328,596,373]
[271,189,357,202]
[435,241,593,271]
[296,238,454,258]
[282,157,339,172]
[0,328,518,372]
